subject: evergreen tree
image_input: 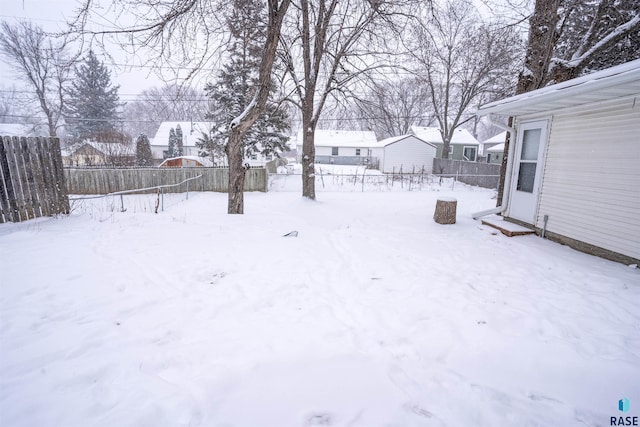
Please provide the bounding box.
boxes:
[65,50,121,141]
[203,0,290,160]
[135,133,153,166]
[167,128,178,158]
[175,124,184,156]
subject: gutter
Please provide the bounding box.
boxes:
[471,115,516,219]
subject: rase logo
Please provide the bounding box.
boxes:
[611,398,638,426]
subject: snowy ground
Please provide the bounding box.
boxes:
[1,185,639,427]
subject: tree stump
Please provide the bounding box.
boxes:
[434,197,457,224]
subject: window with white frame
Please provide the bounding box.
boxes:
[448,145,454,156]
[355,148,361,156]
[463,146,477,161]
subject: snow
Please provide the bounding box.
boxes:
[152,122,214,148]
[410,126,480,145]
[376,134,437,149]
[482,131,507,144]
[477,59,640,117]
[1,187,639,426]
[294,129,378,148]
[486,142,505,152]
[158,156,214,167]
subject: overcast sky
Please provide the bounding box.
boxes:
[0,0,167,97]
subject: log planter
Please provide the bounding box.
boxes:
[434,197,457,224]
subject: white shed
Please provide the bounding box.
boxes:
[476,59,640,264]
[377,134,437,174]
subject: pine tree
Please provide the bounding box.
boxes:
[135,133,153,166]
[203,0,290,160]
[65,50,121,142]
[175,124,184,156]
[167,128,178,158]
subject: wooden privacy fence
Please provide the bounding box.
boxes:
[65,167,268,195]
[0,136,69,223]
[433,158,501,189]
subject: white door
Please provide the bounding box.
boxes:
[508,120,548,224]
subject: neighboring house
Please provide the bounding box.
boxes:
[485,143,504,165]
[64,141,135,166]
[410,126,480,161]
[376,134,437,174]
[151,121,214,160]
[481,131,507,163]
[476,59,640,264]
[295,129,382,168]
[159,156,213,167]
[151,121,277,166]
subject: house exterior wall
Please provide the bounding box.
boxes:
[307,145,383,168]
[487,152,503,164]
[315,146,372,157]
[316,146,334,156]
[382,137,436,173]
[434,143,479,161]
[522,95,640,261]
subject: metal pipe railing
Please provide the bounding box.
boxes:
[69,174,202,213]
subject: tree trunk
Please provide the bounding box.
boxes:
[497,0,560,205]
[433,197,457,224]
[223,0,291,214]
[301,120,316,200]
[441,140,450,159]
[227,129,246,214]
[516,0,561,94]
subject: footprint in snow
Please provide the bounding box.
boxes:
[305,413,332,426]
[210,272,227,285]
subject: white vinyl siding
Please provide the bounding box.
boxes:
[532,95,640,259]
[315,146,333,156]
[382,136,436,174]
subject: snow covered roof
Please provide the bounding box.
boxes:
[295,129,378,148]
[486,143,505,153]
[477,59,640,117]
[376,134,437,148]
[158,156,213,167]
[410,126,479,145]
[482,131,507,144]
[152,122,214,147]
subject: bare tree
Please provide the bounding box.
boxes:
[122,84,208,138]
[0,21,73,137]
[94,130,135,166]
[70,0,291,214]
[279,0,414,200]
[0,86,22,124]
[350,75,434,139]
[409,0,521,159]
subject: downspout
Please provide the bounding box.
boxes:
[472,115,516,220]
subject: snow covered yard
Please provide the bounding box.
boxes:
[1,188,638,427]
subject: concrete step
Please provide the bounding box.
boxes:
[481,216,536,237]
